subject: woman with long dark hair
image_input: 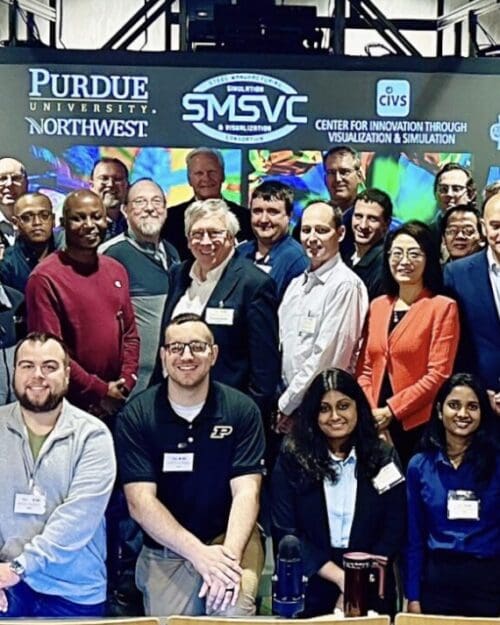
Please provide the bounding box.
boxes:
[271,368,406,617]
[357,220,460,467]
[406,372,500,617]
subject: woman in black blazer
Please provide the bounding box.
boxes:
[271,368,406,617]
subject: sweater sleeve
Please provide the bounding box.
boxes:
[117,273,140,394]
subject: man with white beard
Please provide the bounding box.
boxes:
[101,178,180,395]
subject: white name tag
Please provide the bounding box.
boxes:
[14,492,47,515]
[205,307,235,325]
[300,315,317,334]
[447,490,480,520]
[163,453,194,472]
[372,461,405,494]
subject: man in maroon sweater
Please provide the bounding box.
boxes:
[25,189,139,417]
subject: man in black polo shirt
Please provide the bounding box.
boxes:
[115,313,265,617]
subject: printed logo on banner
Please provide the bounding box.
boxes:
[490,115,500,150]
[376,80,410,117]
[181,73,308,144]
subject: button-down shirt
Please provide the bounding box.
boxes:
[278,253,368,415]
[173,249,235,317]
[324,448,357,548]
[405,449,500,601]
[486,246,500,318]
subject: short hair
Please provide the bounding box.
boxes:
[434,162,476,203]
[126,177,165,205]
[0,157,27,178]
[14,332,69,367]
[90,157,129,181]
[251,180,294,216]
[165,313,214,344]
[440,203,482,237]
[382,220,443,296]
[322,145,361,171]
[62,189,103,218]
[186,148,225,174]
[354,188,393,223]
[420,373,498,484]
[184,198,240,237]
[483,180,500,202]
[14,191,53,213]
[302,199,343,229]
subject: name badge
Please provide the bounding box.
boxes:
[163,453,194,473]
[14,492,47,515]
[372,461,405,494]
[300,315,317,334]
[447,490,480,520]
[205,308,234,326]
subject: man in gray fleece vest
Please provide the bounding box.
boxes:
[0,332,116,617]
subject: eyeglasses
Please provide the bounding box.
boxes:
[325,167,358,179]
[164,340,211,355]
[130,197,165,211]
[388,248,425,263]
[17,361,61,375]
[0,174,25,187]
[189,229,227,242]
[437,184,467,195]
[17,210,53,224]
[444,225,479,238]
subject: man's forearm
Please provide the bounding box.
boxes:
[223,479,260,561]
[127,488,202,562]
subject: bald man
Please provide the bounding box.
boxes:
[0,193,63,293]
[0,157,28,250]
[25,190,139,416]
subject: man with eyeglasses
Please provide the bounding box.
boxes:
[101,178,180,396]
[441,203,484,262]
[156,198,280,422]
[116,313,265,617]
[161,148,253,261]
[0,332,115,616]
[0,193,63,293]
[444,193,500,415]
[90,157,129,241]
[0,157,28,251]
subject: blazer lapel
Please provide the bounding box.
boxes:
[470,252,500,328]
[387,289,432,349]
[204,256,242,312]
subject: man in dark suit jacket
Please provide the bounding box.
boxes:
[161,148,252,260]
[156,198,280,420]
[444,192,500,414]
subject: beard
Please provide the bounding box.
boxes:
[136,219,162,237]
[16,389,65,413]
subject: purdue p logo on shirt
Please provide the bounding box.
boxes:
[210,425,233,439]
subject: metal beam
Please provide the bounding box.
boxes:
[0,0,56,21]
[102,0,166,50]
[350,0,422,56]
[437,0,499,30]
[333,0,346,55]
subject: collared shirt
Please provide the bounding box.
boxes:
[278,253,368,415]
[486,246,500,318]
[405,449,500,601]
[126,227,169,271]
[173,249,235,317]
[0,211,15,247]
[323,448,357,548]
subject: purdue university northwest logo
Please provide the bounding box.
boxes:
[181,73,308,144]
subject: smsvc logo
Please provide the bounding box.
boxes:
[376,79,410,117]
[181,73,308,144]
[490,115,500,149]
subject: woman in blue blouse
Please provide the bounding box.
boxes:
[406,372,500,616]
[271,368,406,617]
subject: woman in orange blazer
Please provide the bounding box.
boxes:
[358,221,460,467]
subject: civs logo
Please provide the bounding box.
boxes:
[376,79,410,117]
[490,115,500,150]
[182,73,308,144]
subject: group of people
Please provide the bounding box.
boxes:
[0,145,498,618]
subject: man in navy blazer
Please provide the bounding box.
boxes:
[444,192,500,413]
[155,198,280,421]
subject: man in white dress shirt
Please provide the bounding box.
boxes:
[276,200,369,432]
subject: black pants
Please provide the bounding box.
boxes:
[421,550,500,617]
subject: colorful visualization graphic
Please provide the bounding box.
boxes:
[247,149,472,226]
